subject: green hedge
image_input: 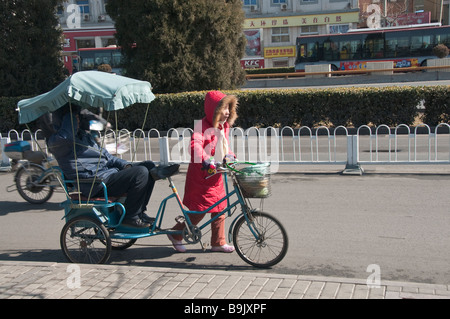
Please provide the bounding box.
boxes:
[1,86,449,133]
[0,96,31,133]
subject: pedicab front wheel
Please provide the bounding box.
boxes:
[60,216,111,264]
[233,211,288,268]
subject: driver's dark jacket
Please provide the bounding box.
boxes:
[47,113,128,197]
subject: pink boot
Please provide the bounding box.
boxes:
[211,244,235,253]
[167,234,186,253]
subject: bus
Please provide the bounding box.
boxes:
[295,24,450,72]
[76,46,123,74]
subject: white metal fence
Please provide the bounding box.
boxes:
[2,124,450,173]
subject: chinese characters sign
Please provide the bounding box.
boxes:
[244,12,359,29]
[264,46,296,58]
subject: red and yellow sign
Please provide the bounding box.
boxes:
[340,58,420,70]
[244,12,359,29]
[264,46,296,58]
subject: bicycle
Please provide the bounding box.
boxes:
[59,161,288,268]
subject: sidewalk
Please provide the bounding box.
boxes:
[0,260,449,299]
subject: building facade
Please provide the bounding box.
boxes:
[241,0,360,69]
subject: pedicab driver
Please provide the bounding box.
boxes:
[47,105,178,228]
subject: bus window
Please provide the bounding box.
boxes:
[339,42,350,60]
[346,39,360,60]
[78,48,123,73]
[323,39,338,61]
[436,31,450,46]
[385,37,397,58]
[112,51,122,68]
[396,33,410,58]
[364,34,384,59]
[297,43,306,63]
[306,42,318,61]
[94,52,112,66]
[410,34,432,56]
[297,41,319,62]
[81,57,94,70]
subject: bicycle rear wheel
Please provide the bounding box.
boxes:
[232,211,288,268]
[15,163,54,204]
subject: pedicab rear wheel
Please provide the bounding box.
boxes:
[60,216,111,264]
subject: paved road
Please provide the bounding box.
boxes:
[1,164,450,286]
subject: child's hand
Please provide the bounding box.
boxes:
[223,154,236,164]
[207,163,217,175]
[202,157,219,175]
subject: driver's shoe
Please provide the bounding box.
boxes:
[150,164,180,181]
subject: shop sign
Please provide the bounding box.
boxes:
[244,11,359,29]
[264,46,296,58]
[241,58,265,69]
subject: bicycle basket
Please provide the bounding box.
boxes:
[235,163,271,198]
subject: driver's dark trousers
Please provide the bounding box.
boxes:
[102,161,156,221]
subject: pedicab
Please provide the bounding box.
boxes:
[16,71,288,267]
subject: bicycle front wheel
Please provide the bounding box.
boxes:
[233,211,288,268]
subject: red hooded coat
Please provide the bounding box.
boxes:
[183,91,238,213]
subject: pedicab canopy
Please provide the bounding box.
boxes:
[17,71,155,124]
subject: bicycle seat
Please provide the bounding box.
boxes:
[150,164,180,180]
[23,150,46,164]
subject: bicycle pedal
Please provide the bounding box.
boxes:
[201,241,209,252]
[175,215,185,224]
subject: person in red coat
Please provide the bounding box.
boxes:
[168,91,238,253]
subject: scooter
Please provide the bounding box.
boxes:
[4,140,60,204]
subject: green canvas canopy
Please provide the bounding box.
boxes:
[17,71,155,124]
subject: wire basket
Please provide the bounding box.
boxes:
[235,163,271,198]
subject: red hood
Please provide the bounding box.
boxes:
[204,91,227,126]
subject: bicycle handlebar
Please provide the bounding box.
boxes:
[204,161,258,179]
